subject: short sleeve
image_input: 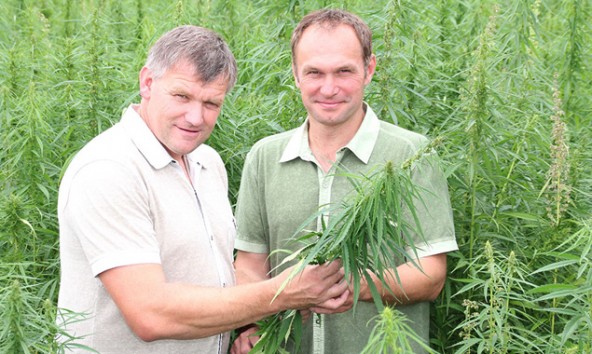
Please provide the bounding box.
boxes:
[404,152,458,258]
[61,160,161,276]
[234,147,269,254]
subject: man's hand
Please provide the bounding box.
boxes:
[274,260,349,310]
[230,326,259,354]
[310,288,353,314]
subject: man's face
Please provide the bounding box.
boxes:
[139,60,227,161]
[293,24,375,129]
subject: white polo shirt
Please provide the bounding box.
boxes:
[57,105,235,353]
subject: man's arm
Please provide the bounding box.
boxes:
[363,253,447,304]
[99,259,347,342]
[234,251,271,284]
[312,253,447,313]
[229,251,271,354]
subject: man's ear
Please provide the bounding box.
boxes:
[292,63,301,89]
[364,54,377,85]
[139,66,153,99]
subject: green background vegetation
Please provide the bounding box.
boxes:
[0,0,590,352]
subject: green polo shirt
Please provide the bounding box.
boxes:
[235,104,457,353]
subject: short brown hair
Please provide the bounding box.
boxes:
[291,9,372,68]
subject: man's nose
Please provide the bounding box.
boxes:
[319,75,338,96]
[185,103,204,125]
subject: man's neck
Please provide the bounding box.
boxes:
[178,155,193,184]
[307,110,365,172]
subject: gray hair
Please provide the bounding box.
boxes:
[291,9,372,68]
[145,25,237,92]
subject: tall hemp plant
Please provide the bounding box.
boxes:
[252,140,445,353]
[531,220,592,353]
[452,241,539,354]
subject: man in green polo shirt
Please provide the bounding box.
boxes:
[231,9,458,354]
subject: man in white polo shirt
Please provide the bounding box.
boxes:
[56,25,349,354]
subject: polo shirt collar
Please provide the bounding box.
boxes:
[121,105,208,170]
[279,103,380,164]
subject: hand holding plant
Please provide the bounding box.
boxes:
[270,259,349,311]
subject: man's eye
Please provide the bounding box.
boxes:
[205,102,220,110]
[175,94,188,99]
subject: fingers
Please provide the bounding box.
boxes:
[319,259,343,277]
[328,276,349,297]
[300,309,312,323]
[332,286,351,307]
[309,260,345,290]
[230,327,259,354]
[304,263,348,303]
[277,260,348,310]
[310,287,353,314]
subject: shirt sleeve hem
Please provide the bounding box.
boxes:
[91,251,161,276]
[234,239,269,254]
[405,238,459,259]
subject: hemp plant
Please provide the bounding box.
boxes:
[251,141,443,353]
[361,306,437,354]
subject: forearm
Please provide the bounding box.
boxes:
[235,263,270,285]
[140,279,285,340]
[358,253,447,306]
[234,250,271,285]
[160,251,277,339]
[101,258,347,341]
[160,264,346,339]
[100,263,284,341]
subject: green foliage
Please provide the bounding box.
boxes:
[0,264,85,354]
[1,0,591,352]
[452,242,541,353]
[251,308,303,354]
[529,221,592,353]
[362,306,438,354]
